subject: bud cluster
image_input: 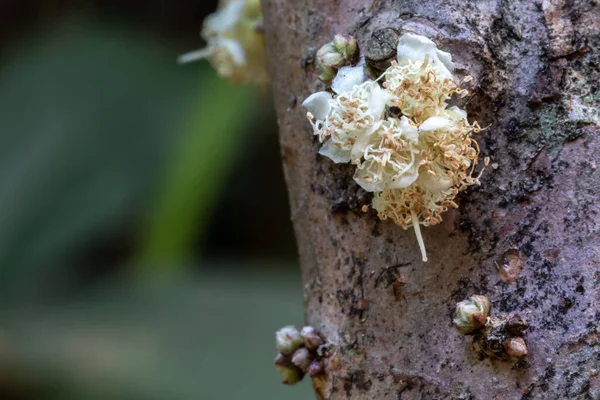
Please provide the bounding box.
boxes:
[274,325,328,385]
[316,34,360,83]
[454,295,529,360]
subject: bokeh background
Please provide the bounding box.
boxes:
[0,1,312,398]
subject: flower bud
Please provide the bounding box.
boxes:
[453,295,491,335]
[333,34,358,59]
[275,364,303,385]
[505,314,529,337]
[301,326,324,350]
[315,34,359,83]
[291,347,313,372]
[276,325,303,355]
[318,65,336,83]
[307,360,324,377]
[274,353,303,385]
[317,44,345,68]
[503,337,528,358]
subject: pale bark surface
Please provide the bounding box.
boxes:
[262,0,600,398]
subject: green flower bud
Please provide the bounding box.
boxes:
[333,34,358,59]
[274,354,303,385]
[275,325,303,355]
[318,65,336,83]
[317,44,345,67]
[315,34,359,83]
[453,295,491,335]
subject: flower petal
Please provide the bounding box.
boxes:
[388,165,419,189]
[396,33,454,79]
[420,116,449,131]
[204,0,245,33]
[351,122,381,161]
[319,139,352,163]
[302,91,332,121]
[368,84,389,119]
[354,168,386,192]
[446,106,467,121]
[219,38,246,65]
[419,173,453,193]
[435,49,454,75]
[332,65,366,94]
[400,116,419,142]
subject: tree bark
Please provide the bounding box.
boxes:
[262,0,600,398]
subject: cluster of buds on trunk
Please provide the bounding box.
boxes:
[274,325,330,385]
[454,295,530,360]
[316,34,360,83]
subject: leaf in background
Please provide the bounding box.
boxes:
[136,73,259,269]
[0,23,199,300]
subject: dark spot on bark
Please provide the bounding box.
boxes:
[539,364,556,392]
[520,384,535,399]
[374,372,386,382]
[372,223,382,237]
[331,198,350,213]
[513,358,531,370]
[505,117,525,140]
[343,380,353,397]
[506,315,529,336]
[302,47,315,71]
[529,59,567,103]
[344,370,373,393]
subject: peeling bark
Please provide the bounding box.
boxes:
[262,0,600,398]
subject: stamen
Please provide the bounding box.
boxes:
[411,210,428,262]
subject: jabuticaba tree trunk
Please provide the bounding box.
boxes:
[262,0,600,398]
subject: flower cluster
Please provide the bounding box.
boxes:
[303,33,486,262]
[179,0,269,85]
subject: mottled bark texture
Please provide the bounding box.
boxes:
[262,0,600,399]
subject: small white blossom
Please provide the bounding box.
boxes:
[396,33,454,79]
[179,0,269,85]
[304,81,388,164]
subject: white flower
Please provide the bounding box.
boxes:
[303,81,389,164]
[303,33,485,263]
[396,33,454,79]
[352,116,421,192]
[179,0,269,85]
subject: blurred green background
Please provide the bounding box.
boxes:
[0,1,311,399]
